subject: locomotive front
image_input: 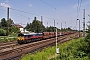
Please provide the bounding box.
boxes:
[17,33,25,44]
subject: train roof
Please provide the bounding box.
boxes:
[18,32,42,36]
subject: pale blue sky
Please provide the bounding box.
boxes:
[0,0,90,30]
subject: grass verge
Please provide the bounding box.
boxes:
[21,37,88,60]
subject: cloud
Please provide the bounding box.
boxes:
[29,4,32,7]
[5,0,8,2]
[0,2,11,8]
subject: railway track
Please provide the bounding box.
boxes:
[0,41,19,50]
[0,41,17,46]
[0,33,80,60]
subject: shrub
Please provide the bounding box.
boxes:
[0,28,7,36]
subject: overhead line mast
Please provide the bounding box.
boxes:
[7,7,9,36]
[41,16,43,32]
[83,9,85,37]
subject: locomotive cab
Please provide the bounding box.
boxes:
[17,33,25,44]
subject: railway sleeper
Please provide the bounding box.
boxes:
[0,50,14,56]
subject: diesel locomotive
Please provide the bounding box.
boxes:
[17,31,74,44]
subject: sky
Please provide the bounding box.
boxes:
[0,0,90,30]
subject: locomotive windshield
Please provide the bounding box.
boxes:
[18,33,24,37]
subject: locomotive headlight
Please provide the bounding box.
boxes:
[18,37,24,40]
[18,37,20,40]
[22,37,24,40]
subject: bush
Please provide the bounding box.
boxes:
[0,28,7,36]
[21,38,87,60]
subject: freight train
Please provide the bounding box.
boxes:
[17,31,74,44]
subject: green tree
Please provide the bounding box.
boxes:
[7,18,14,27]
[60,27,72,32]
[84,25,90,53]
[0,18,15,35]
[25,17,45,33]
[77,22,90,56]
[0,18,7,29]
[10,26,20,33]
[46,26,55,32]
[25,23,32,31]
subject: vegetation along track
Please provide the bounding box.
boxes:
[0,32,80,60]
